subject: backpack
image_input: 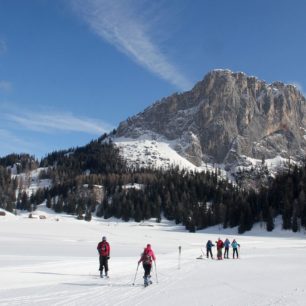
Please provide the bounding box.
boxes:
[217,240,224,249]
[143,251,152,264]
[99,242,108,256]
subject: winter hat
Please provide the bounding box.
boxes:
[102,236,107,241]
[147,244,151,248]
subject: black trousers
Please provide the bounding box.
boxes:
[99,256,109,273]
[143,263,152,277]
[233,248,239,258]
[224,247,229,258]
[206,248,213,258]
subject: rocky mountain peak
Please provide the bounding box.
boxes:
[116,70,306,169]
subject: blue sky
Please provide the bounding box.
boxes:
[0,0,306,158]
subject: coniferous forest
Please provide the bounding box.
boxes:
[0,137,305,234]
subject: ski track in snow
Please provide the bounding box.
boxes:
[1,210,306,306]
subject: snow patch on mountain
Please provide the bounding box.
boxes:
[114,136,233,184]
[235,155,290,172]
[114,137,200,171]
[12,167,52,196]
[114,136,296,187]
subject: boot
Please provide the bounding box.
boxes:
[148,275,152,284]
[144,276,148,286]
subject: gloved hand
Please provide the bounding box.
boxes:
[107,256,110,260]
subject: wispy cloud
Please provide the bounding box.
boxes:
[71,0,192,90]
[5,111,114,135]
[0,80,13,93]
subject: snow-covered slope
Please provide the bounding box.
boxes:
[114,136,205,171]
[12,167,52,196]
[1,205,306,306]
[113,136,292,183]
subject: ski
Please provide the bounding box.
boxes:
[144,276,153,287]
[144,281,152,288]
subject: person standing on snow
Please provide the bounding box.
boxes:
[138,244,156,286]
[231,239,240,259]
[216,238,224,260]
[206,240,214,259]
[97,236,110,278]
[223,238,230,259]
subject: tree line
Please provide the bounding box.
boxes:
[0,139,305,233]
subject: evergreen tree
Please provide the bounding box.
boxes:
[84,210,92,222]
[266,207,274,232]
[46,195,52,209]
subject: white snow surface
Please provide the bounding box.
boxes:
[1,205,306,306]
[114,137,227,177]
[114,137,199,171]
[235,155,291,173]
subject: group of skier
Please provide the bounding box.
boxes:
[96,236,241,286]
[206,238,240,260]
[97,236,156,286]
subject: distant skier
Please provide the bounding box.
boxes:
[97,236,110,278]
[216,238,224,260]
[223,238,230,259]
[231,239,240,259]
[138,244,156,287]
[206,240,214,259]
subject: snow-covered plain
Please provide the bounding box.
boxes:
[1,206,306,306]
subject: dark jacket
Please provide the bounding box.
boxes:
[206,240,214,250]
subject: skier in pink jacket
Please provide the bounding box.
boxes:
[138,244,156,286]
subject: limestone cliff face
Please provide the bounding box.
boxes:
[116,70,306,167]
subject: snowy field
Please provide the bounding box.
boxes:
[1,207,306,306]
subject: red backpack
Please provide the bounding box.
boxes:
[143,250,152,264]
[217,240,224,249]
[99,241,109,256]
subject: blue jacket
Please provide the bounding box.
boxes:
[206,240,214,249]
[224,239,230,248]
[231,241,240,249]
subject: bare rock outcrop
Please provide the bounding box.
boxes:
[116,70,306,167]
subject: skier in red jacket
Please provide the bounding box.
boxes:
[97,236,110,278]
[138,244,156,286]
[216,238,224,260]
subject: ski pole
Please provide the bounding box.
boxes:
[132,263,139,285]
[200,248,205,259]
[178,246,181,270]
[154,261,158,283]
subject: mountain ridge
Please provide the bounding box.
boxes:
[114,69,306,172]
